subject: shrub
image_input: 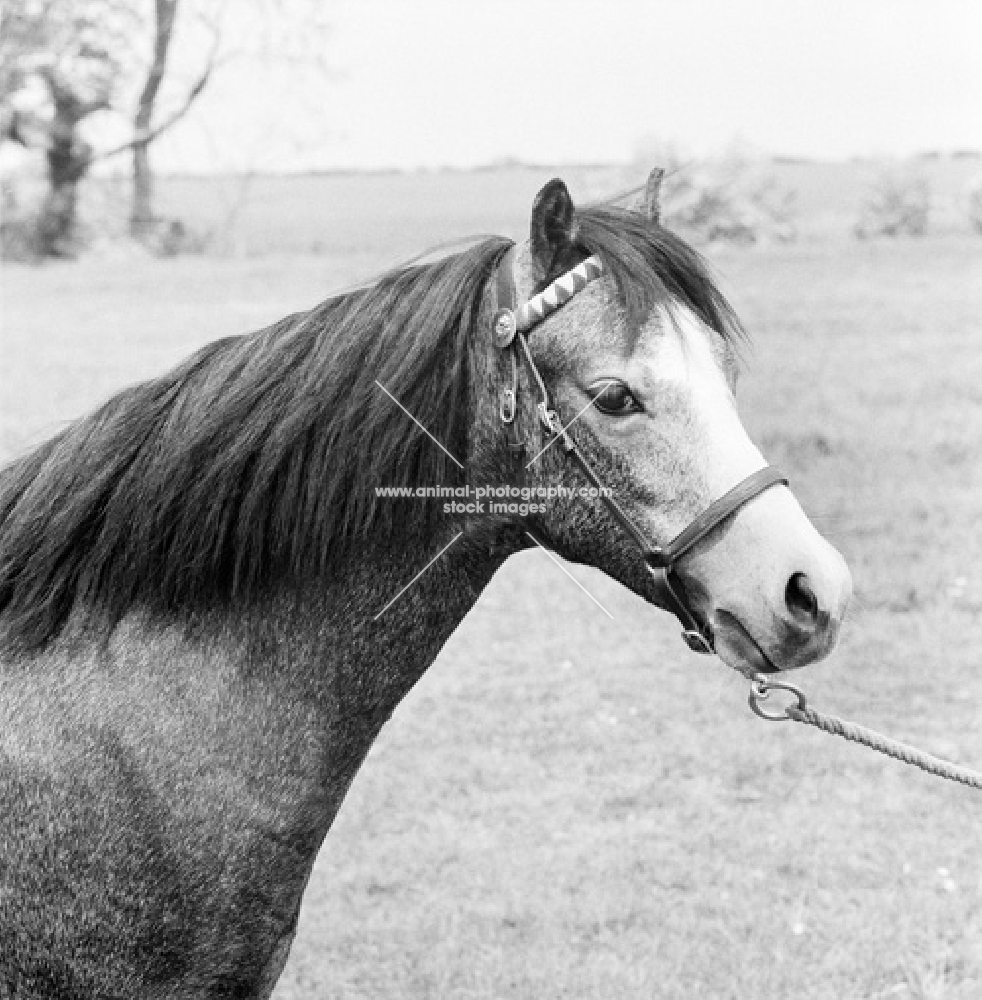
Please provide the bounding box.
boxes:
[967,176,982,235]
[0,171,208,260]
[855,169,931,238]
[136,217,208,256]
[663,164,797,245]
[1,181,38,260]
[628,142,797,245]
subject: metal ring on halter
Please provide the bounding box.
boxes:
[748,676,808,722]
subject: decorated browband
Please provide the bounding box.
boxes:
[516,255,605,334]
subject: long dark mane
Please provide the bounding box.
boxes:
[0,205,742,653]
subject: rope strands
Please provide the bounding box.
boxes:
[749,677,982,791]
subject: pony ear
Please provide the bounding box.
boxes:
[640,166,664,224]
[530,178,578,276]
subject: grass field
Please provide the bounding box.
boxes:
[66,156,982,258]
[2,169,982,998]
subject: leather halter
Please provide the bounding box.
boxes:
[491,244,788,655]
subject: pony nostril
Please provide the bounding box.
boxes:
[785,572,819,624]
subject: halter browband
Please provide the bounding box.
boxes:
[492,244,788,657]
[516,255,605,332]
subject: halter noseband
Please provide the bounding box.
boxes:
[491,245,788,656]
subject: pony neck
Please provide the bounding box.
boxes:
[266,527,505,722]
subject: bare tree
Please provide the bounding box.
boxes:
[36,67,108,254]
[1,0,213,251]
[2,0,332,256]
[2,1,141,253]
[124,0,225,236]
[130,0,179,235]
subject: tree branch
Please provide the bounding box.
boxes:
[90,28,219,164]
[134,0,179,136]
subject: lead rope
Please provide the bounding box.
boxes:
[749,676,982,790]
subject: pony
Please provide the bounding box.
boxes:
[0,172,851,997]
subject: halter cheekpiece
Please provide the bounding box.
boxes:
[491,245,788,656]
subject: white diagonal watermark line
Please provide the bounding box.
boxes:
[373,531,465,620]
[525,532,614,619]
[375,380,464,469]
[525,380,616,469]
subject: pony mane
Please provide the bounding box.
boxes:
[0,204,742,653]
[571,204,745,344]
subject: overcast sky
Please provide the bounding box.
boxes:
[151,0,982,173]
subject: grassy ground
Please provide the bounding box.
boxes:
[2,190,981,996]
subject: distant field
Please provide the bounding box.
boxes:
[144,157,982,256]
[2,169,982,998]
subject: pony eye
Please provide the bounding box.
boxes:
[589,380,642,416]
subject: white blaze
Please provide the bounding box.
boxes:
[653,304,768,498]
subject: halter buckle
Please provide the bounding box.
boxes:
[681,628,714,655]
[500,388,516,424]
